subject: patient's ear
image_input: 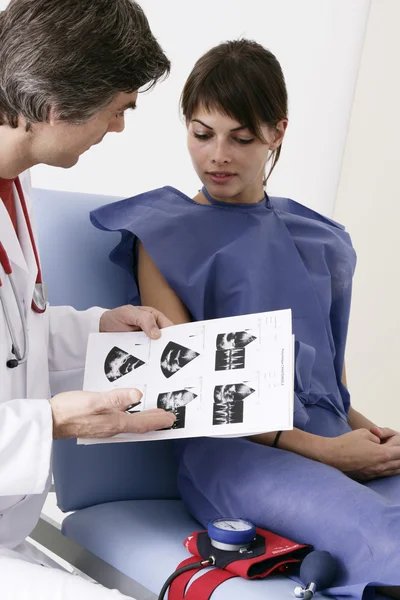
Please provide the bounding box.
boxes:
[269,119,288,150]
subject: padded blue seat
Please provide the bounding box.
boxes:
[63,499,301,599]
[33,187,327,599]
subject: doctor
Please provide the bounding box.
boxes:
[0,0,175,598]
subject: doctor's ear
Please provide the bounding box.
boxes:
[48,106,62,126]
[16,114,33,133]
[269,119,288,150]
[48,107,57,126]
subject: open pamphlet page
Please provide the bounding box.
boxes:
[78,309,294,444]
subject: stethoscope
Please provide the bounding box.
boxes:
[0,178,47,369]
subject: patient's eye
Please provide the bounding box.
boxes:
[194,132,211,141]
[235,137,255,145]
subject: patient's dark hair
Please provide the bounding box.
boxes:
[0,0,170,129]
[181,39,288,181]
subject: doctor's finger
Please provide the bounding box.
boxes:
[96,388,143,413]
[143,306,174,329]
[122,409,176,434]
[138,305,174,329]
[124,306,163,338]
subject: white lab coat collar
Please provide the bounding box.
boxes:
[0,176,41,400]
[0,177,38,298]
[0,198,29,275]
[14,182,38,299]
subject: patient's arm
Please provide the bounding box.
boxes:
[342,363,377,430]
[342,362,347,387]
[138,241,191,325]
[347,406,376,430]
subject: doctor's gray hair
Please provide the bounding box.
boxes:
[0,0,170,129]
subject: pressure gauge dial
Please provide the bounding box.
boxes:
[208,518,256,551]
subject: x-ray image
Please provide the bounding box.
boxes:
[216,331,257,350]
[215,348,245,371]
[157,389,198,411]
[82,308,293,443]
[213,401,244,425]
[157,389,197,430]
[160,341,200,378]
[171,406,186,429]
[214,383,255,404]
[104,346,145,382]
[212,384,255,425]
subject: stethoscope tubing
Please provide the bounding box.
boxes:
[0,178,39,367]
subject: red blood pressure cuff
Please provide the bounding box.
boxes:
[168,528,312,600]
[186,528,311,578]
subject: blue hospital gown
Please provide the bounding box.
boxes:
[91,186,400,599]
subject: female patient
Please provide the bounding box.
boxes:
[91,40,400,599]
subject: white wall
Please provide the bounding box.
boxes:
[334,0,400,428]
[0,0,370,216]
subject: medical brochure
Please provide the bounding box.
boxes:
[78,309,294,444]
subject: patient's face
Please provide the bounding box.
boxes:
[187,107,278,204]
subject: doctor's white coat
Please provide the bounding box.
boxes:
[0,174,131,599]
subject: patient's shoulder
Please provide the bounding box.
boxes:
[271,196,345,231]
[90,186,194,231]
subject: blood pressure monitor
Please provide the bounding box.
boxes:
[207,518,256,551]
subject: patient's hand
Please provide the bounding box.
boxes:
[370,426,400,447]
[322,428,400,481]
[100,305,173,339]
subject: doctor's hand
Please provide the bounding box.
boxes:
[100,305,173,339]
[50,388,176,439]
[322,428,400,481]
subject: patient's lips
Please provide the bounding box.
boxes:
[207,171,236,184]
